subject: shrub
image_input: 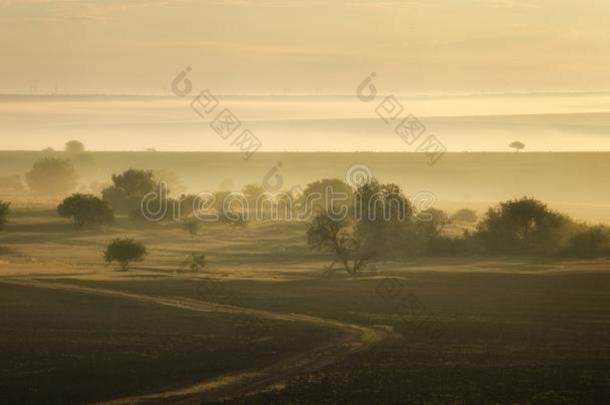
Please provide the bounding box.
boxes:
[450,208,478,223]
[183,252,206,272]
[25,158,78,195]
[562,226,610,259]
[0,201,10,230]
[104,238,146,271]
[57,194,114,228]
[475,197,569,255]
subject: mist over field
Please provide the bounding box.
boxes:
[2,92,610,152]
[2,0,610,403]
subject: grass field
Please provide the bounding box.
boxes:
[1,203,610,403]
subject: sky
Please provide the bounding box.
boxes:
[1,0,609,95]
[1,0,609,151]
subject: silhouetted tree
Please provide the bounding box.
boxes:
[102,169,158,214]
[353,180,412,259]
[104,238,146,271]
[307,211,358,274]
[476,197,568,254]
[65,140,85,153]
[307,180,413,273]
[509,141,525,152]
[57,193,114,228]
[25,158,78,195]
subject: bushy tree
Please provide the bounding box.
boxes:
[57,193,114,228]
[104,238,146,271]
[353,180,412,259]
[307,211,359,274]
[307,180,412,274]
[0,201,10,230]
[25,158,78,195]
[65,140,85,153]
[510,141,525,152]
[476,197,569,254]
[299,178,353,216]
[102,169,158,214]
[450,208,478,223]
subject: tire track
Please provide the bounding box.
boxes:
[1,278,392,404]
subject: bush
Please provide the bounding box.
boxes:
[475,197,569,255]
[183,252,206,272]
[450,208,478,223]
[102,169,158,214]
[25,158,78,195]
[58,194,114,228]
[562,226,610,259]
[104,238,146,271]
[0,201,10,230]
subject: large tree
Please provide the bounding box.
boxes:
[307,180,412,274]
[57,194,114,228]
[25,158,78,195]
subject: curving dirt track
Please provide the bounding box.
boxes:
[1,278,393,404]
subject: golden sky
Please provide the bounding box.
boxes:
[1,0,609,95]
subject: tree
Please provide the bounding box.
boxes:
[450,208,478,223]
[307,211,359,274]
[509,141,525,152]
[307,180,413,274]
[353,180,412,259]
[242,184,265,204]
[25,158,78,195]
[102,169,158,214]
[57,193,114,228]
[65,140,85,153]
[104,238,146,271]
[299,178,353,217]
[0,201,10,230]
[183,252,206,272]
[476,197,568,254]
